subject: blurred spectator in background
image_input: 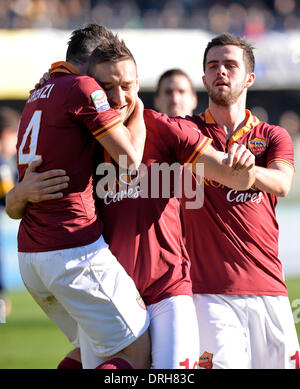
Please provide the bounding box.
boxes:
[279,110,300,139]
[0,106,19,316]
[154,68,198,117]
[0,107,19,187]
[279,110,300,161]
[1,0,300,35]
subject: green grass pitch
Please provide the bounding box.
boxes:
[0,289,70,369]
[0,278,299,369]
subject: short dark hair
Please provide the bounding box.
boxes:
[66,24,115,65]
[87,33,136,73]
[203,33,255,74]
[155,68,195,96]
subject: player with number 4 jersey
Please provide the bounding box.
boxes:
[17,62,120,252]
[14,25,151,370]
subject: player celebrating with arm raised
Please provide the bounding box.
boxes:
[180,33,299,369]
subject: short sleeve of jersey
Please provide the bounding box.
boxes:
[144,110,212,165]
[266,125,294,170]
[66,76,122,140]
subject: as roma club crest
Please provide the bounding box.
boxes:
[248,137,267,156]
[199,351,213,369]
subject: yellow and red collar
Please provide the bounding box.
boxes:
[49,61,80,76]
[200,108,260,147]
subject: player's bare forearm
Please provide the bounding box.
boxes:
[5,185,28,219]
[99,98,146,170]
[125,97,146,168]
[254,164,294,197]
[195,143,256,190]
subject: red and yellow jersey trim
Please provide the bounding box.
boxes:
[200,108,260,150]
[227,110,260,149]
[185,137,212,169]
[50,61,80,76]
[92,117,123,141]
[50,61,122,141]
[267,158,295,171]
[203,109,215,124]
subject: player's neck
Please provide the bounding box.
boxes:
[209,100,247,137]
[68,61,87,75]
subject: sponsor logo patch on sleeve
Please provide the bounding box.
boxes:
[91,90,110,112]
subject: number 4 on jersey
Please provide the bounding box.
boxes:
[18,110,42,165]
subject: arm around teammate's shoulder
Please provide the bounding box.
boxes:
[70,78,146,171]
[99,98,146,171]
[194,143,256,190]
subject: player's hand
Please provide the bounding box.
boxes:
[135,97,144,113]
[126,97,145,128]
[20,157,70,203]
[223,143,255,170]
[33,70,51,90]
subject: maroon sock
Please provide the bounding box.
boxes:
[96,358,133,369]
[57,357,83,369]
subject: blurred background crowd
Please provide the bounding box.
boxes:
[0,0,300,35]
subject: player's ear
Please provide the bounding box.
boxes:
[202,75,207,90]
[136,76,140,92]
[245,73,255,88]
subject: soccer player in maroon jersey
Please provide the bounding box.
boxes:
[6,24,152,370]
[6,27,256,369]
[154,68,198,117]
[179,33,299,369]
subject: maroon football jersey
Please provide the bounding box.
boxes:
[180,109,294,296]
[17,61,122,252]
[95,109,212,305]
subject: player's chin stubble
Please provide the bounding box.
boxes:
[206,83,245,107]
